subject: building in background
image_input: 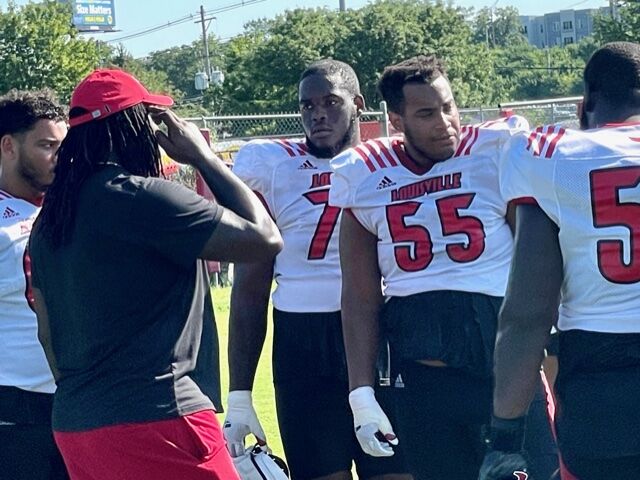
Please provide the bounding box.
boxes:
[520,6,610,48]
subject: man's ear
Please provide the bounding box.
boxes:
[388,111,404,133]
[354,94,365,116]
[0,134,17,160]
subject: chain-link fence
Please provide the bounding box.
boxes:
[185,96,582,160]
[498,96,582,129]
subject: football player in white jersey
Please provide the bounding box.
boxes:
[482,42,640,480]
[224,60,411,480]
[330,55,558,480]
[0,90,68,479]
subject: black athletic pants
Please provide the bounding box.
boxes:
[0,386,69,480]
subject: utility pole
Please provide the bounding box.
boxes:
[196,5,214,79]
[609,0,619,21]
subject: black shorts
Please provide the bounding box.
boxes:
[392,363,558,480]
[382,291,502,378]
[272,309,408,479]
[392,362,491,480]
[555,330,640,465]
[0,386,69,480]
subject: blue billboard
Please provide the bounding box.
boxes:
[66,0,116,32]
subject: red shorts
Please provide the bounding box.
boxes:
[54,410,239,480]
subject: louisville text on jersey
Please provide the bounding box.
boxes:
[390,172,462,202]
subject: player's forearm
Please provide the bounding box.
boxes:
[228,262,273,391]
[494,204,562,418]
[493,317,550,419]
[342,295,383,390]
[339,212,384,390]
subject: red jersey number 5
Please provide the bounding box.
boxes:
[590,166,640,284]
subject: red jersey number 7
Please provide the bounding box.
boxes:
[303,188,342,260]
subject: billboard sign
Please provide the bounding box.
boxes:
[65,0,116,32]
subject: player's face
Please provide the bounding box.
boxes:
[390,76,461,167]
[299,73,361,158]
[14,119,67,193]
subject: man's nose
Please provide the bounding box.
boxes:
[435,111,452,131]
[312,106,328,122]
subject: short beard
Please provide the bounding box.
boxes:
[404,124,453,164]
[306,113,358,159]
[17,147,50,194]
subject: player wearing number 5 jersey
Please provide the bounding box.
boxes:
[330,55,557,480]
[487,42,640,480]
[226,60,410,480]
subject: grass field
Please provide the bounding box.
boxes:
[211,286,285,458]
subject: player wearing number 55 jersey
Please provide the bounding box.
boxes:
[226,60,410,480]
[331,55,557,480]
[487,42,640,480]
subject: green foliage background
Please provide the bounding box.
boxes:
[3,1,637,114]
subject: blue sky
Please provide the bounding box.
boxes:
[2,0,608,57]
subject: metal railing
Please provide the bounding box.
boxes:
[500,96,582,127]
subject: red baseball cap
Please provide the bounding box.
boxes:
[69,69,174,127]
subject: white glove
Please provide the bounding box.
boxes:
[348,386,398,457]
[223,390,267,458]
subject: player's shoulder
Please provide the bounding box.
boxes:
[234,138,313,179]
[236,138,310,163]
[454,115,530,158]
[589,123,640,157]
[502,123,574,162]
[475,114,530,133]
[466,114,530,139]
[330,137,404,207]
[0,194,39,229]
[332,136,402,176]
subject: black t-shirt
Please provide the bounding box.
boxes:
[30,165,223,432]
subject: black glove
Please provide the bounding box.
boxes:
[478,416,530,480]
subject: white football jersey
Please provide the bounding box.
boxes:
[0,191,55,393]
[330,116,529,298]
[233,139,342,312]
[500,123,640,333]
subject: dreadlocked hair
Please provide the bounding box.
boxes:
[38,103,162,249]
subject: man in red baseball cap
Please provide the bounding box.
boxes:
[28,69,283,480]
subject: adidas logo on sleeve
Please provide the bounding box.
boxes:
[298,159,317,170]
[2,206,19,219]
[376,176,396,190]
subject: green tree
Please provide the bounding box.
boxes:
[220,8,347,113]
[471,6,527,48]
[336,0,504,107]
[218,0,507,111]
[494,42,584,102]
[0,0,109,100]
[105,44,180,101]
[594,1,640,44]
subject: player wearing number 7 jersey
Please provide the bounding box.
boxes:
[487,42,640,480]
[330,55,557,480]
[227,59,410,480]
